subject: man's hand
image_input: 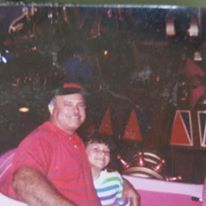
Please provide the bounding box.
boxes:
[123,178,140,206]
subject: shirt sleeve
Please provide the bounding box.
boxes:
[12,129,53,175]
[116,172,131,206]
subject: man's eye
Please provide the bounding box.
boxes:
[104,150,110,154]
[64,102,72,106]
[78,103,86,108]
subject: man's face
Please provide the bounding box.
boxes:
[50,93,86,135]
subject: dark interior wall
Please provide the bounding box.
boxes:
[0,5,205,183]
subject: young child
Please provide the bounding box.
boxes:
[84,132,130,206]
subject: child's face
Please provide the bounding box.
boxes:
[86,142,110,171]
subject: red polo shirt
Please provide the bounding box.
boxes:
[0,121,101,206]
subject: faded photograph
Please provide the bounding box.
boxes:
[0,4,205,206]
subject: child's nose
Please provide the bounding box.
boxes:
[98,150,109,157]
[98,150,105,156]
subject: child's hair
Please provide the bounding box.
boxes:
[84,132,116,152]
[84,132,119,171]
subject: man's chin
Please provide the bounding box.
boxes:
[69,123,82,130]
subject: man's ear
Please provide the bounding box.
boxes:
[48,101,54,114]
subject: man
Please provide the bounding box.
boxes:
[0,83,139,206]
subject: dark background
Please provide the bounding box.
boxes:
[0,4,205,183]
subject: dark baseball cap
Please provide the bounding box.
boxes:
[53,82,89,97]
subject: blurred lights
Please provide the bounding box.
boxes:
[19,107,30,113]
[155,75,160,82]
[193,51,202,61]
[165,15,200,38]
[166,17,175,36]
[103,50,108,56]
[0,50,13,64]
[48,12,53,19]
[1,56,7,63]
[32,46,37,51]
[107,9,113,18]
[188,17,199,37]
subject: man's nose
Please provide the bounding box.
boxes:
[72,105,80,113]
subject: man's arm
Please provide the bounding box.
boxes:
[122,178,140,206]
[13,167,76,206]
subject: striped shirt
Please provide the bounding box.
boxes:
[94,170,130,206]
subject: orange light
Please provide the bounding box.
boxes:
[103,50,108,56]
[156,75,160,82]
[166,17,175,36]
[19,107,29,113]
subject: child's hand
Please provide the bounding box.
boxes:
[122,179,140,206]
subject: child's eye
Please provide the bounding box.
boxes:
[103,150,110,155]
[91,147,110,155]
[91,147,98,151]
